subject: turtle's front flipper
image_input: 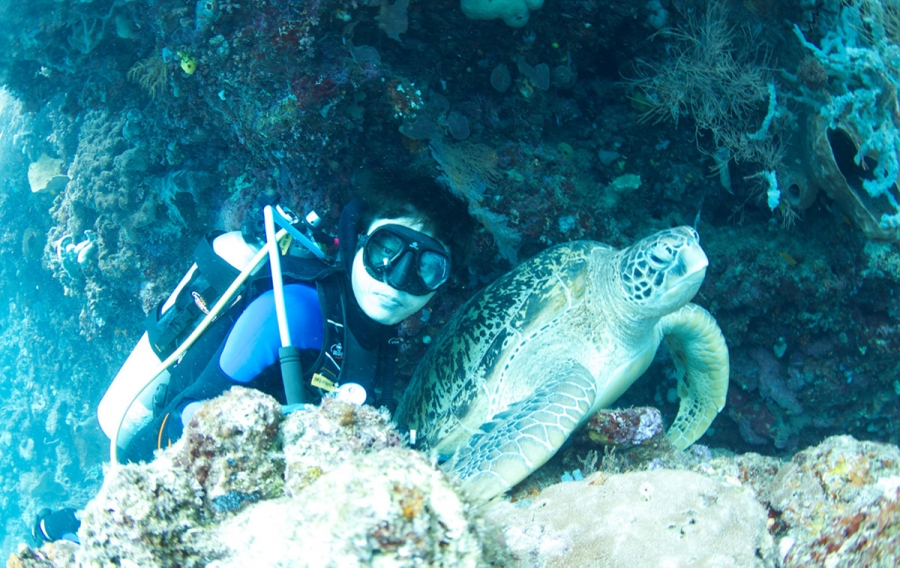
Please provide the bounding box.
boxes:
[443,360,596,501]
[660,303,729,450]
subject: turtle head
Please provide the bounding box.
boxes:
[617,226,708,318]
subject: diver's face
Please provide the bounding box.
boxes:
[351,217,447,325]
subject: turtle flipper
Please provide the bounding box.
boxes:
[442,360,596,501]
[659,303,729,450]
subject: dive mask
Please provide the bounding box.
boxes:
[359,224,451,296]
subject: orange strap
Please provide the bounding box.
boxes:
[157,412,171,450]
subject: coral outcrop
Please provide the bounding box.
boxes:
[762,436,900,566]
[77,461,213,567]
[70,388,485,567]
[214,449,482,566]
[4,0,900,560]
[485,469,778,567]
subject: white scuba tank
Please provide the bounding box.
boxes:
[97,232,262,448]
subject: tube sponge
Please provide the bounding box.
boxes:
[461,0,544,27]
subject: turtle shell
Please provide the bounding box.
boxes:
[395,241,616,455]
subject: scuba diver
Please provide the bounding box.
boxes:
[33,169,473,544]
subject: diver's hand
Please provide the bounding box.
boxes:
[180,401,204,426]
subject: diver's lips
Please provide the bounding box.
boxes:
[373,292,404,308]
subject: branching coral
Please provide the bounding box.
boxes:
[127,56,169,99]
[65,1,117,56]
[67,14,108,55]
[629,1,779,172]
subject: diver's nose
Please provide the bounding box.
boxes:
[386,250,415,289]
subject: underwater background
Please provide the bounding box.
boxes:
[0,0,899,561]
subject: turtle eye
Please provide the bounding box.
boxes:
[648,242,675,266]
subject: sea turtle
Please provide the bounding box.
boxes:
[394,226,729,501]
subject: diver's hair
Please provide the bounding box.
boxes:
[352,168,474,273]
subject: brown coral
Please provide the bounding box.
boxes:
[127,56,169,99]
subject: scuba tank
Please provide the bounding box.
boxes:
[96,231,263,448]
[98,201,328,451]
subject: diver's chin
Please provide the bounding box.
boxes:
[364,307,407,326]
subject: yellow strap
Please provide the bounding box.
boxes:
[279,235,292,255]
[311,373,338,392]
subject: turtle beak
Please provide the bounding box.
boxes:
[661,243,708,306]
[681,242,708,280]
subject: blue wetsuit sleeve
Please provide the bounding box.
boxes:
[219,283,324,383]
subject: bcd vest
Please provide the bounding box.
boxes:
[144,232,397,409]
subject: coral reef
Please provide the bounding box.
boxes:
[793,0,900,237]
[215,448,483,566]
[580,406,665,446]
[763,436,900,566]
[281,395,403,497]
[0,91,119,556]
[1,0,899,558]
[78,461,214,567]
[503,431,900,566]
